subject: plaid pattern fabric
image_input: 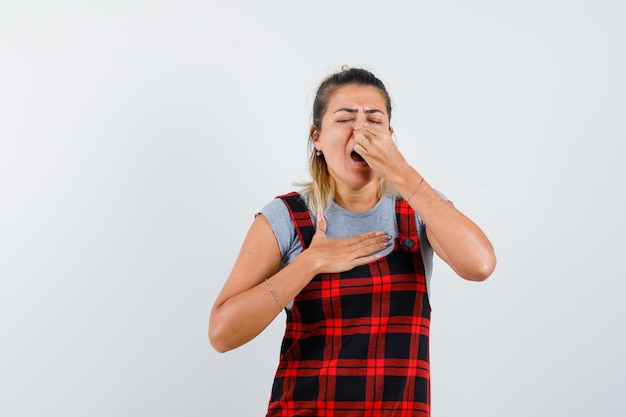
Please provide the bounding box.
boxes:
[267,192,431,417]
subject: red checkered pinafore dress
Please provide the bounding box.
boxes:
[266,192,431,417]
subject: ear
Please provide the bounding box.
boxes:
[310,125,320,143]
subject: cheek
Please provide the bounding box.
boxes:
[329,128,353,143]
[328,136,350,154]
[319,126,353,151]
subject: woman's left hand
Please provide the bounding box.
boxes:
[353,122,496,282]
[353,122,407,181]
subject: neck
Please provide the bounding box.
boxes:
[333,181,379,213]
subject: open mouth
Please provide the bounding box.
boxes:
[351,151,366,162]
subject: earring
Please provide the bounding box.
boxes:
[315,149,322,156]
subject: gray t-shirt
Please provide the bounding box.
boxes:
[259,192,440,301]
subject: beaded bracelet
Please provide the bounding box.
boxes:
[265,278,283,309]
[406,177,425,204]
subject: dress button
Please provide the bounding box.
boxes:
[403,238,415,248]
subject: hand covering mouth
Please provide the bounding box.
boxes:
[351,150,366,162]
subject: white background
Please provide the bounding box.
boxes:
[1,1,625,416]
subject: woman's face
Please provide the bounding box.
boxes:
[314,84,390,191]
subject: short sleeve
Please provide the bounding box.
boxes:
[258,198,302,266]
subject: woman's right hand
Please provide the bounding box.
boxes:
[209,213,390,353]
[305,213,391,275]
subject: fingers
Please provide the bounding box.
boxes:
[355,232,393,253]
[345,232,393,263]
[357,134,368,151]
[353,123,383,143]
[354,121,377,136]
[350,230,389,246]
[353,123,394,157]
[346,233,392,269]
[353,123,403,181]
[307,224,393,274]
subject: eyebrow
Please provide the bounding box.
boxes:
[333,108,386,115]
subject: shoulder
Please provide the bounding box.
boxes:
[260,192,309,218]
[258,192,307,259]
[259,194,295,227]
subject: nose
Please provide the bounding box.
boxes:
[354,111,368,128]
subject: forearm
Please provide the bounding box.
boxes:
[390,164,496,281]
[209,250,319,353]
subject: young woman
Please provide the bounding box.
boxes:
[209,67,496,416]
